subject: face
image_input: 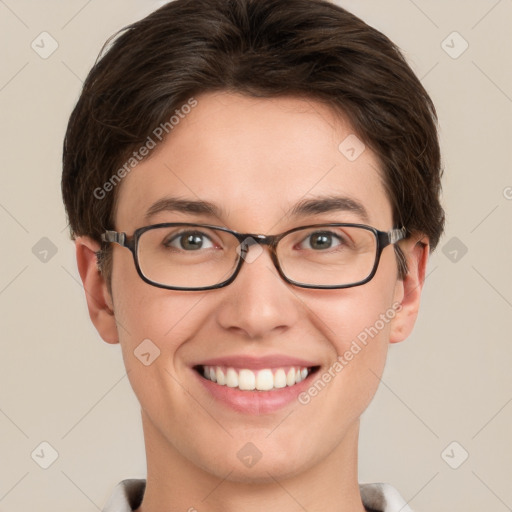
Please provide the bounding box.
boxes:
[90,92,417,483]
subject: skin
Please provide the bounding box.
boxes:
[76,92,428,512]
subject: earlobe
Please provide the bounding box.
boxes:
[75,236,119,344]
[389,236,430,344]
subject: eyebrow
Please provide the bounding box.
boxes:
[288,196,369,223]
[144,197,223,222]
[144,195,369,223]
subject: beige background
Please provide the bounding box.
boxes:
[1,0,511,510]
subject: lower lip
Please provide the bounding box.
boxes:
[194,368,317,415]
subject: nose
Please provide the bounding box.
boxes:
[215,242,301,339]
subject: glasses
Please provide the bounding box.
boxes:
[101,223,407,291]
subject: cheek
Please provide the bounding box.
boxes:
[111,279,209,430]
[308,281,397,361]
[111,247,204,345]
[113,286,208,363]
[310,291,392,399]
[302,252,400,401]
[110,258,209,407]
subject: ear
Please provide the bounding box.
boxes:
[389,235,430,344]
[75,236,119,344]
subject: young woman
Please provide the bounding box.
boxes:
[62,1,444,510]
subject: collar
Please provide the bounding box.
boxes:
[102,479,414,512]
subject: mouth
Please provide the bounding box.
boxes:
[194,365,320,391]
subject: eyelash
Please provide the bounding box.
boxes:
[163,229,348,251]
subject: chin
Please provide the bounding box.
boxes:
[213,457,310,485]
[192,437,317,484]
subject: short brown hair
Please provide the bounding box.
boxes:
[62,0,444,286]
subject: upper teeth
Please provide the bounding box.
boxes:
[202,366,310,391]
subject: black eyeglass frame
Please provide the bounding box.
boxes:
[101,222,407,291]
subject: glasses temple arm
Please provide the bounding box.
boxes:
[101,230,127,246]
[388,227,407,245]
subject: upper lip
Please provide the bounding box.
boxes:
[193,354,319,370]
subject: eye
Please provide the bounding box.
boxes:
[164,231,215,251]
[300,231,344,250]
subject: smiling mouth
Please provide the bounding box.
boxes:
[194,365,320,391]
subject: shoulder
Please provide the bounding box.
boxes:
[359,482,415,512]
[102,479,146,512]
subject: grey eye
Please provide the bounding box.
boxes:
[165,231,215,251]
[301,231,343,250]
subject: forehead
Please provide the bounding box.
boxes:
[114,92,393,232]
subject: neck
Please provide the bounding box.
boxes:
[135,411,367,512]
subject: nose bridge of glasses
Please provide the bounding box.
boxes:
[236,233,280,271]
[238,233,274,252]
